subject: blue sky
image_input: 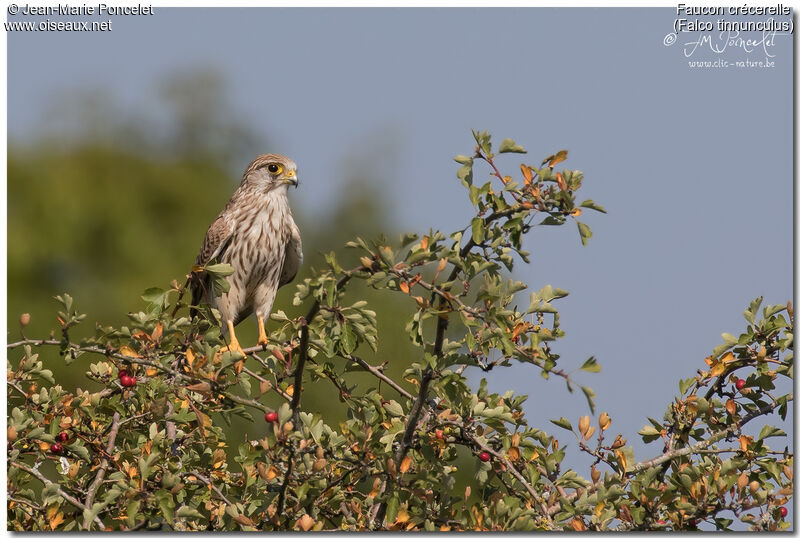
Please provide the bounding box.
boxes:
[7,6,794,511]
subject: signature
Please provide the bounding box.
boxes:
[683,30,780,58]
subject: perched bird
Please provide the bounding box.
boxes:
[191,154,302,352]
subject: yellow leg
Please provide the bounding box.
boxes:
[257,315,269,347]
[220,320,244,354]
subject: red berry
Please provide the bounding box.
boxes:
[50,443,63,455]
[56,432,69,443]
[118,369,129,380]
[478,451,490,462]
[120,375,136,387]
[780,506,788,518]
[735,379,746,390]
[657,520,665,525]
[435,430,444,440]
[264,412,279,423]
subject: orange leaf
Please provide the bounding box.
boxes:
[520,164,533,185]
[571,518,587,531]
[395,508,410,524]
[710,361,726,378]
[120,346,141,358]
[267,465,279,480]
[186,382,211,393]
[544,149,568,168]
[399,282,410,294]
[185,348,196,366]
[420,236,429,250]
[725,399,736,415]
[739,435,753,452]
[615,449,627,472]
[297,514,314,531]
[399,455,412,474]
[151,323,163,343]
[436,257,447,276]
[233,514,255,527]
[271,347,285,362]
[48,508,64,530]
[556,172,568,192]
[260,380,272,394]
[578,415,590,437]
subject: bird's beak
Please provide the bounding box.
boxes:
[283,169,298,187]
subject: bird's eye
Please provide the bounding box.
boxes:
[267,163,283,175]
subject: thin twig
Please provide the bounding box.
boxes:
[187,471,234,506]
[275,453,296,529]
[349,355,413,400]
[10,461,106,530]
[83,411,121,530]
[291,272,353,421]
[465,432,552,521]
[548,395,793,516]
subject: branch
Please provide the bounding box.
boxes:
[275,451,296,528]
[349,355,413,400]
[225,392,268,412]
[625,396,792,476]
[10,461,106,530]
[464,432,552,522]
[241,365,292,402]
[291,272,353,421]
[548,395,793,516]
[187,471,234,506]
[6,338,204,384]
[83,411,121,529]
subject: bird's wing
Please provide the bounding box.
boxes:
[279,222,303,288]
[191,215,235,307]
[195,215,235,266]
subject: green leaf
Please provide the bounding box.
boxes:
[580,356,601,373]
[678,377,695,395]
[638,425,661,443]
[385,493,399,524]
[581,385,596,414]
[576,221,592,246]
[454,155,473,165]
[68,443,91,462]
[498,138,526,154]
[457,163,473,186]
[383,400,404,417]
[579,199,607,213]
[758,425,786,440]
[550,417,573,432]
[471,217,485,244]
[154,489,175,525]
[141,287,167,305]
[204,263,235,277]
[126,500,140,527]
[175,505,203,519]
[340,323,357,355]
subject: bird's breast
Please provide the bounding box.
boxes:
[229,205,292,290]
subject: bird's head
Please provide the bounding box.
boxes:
[242,154,298,191]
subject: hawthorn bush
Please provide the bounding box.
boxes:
[7,132,793,531]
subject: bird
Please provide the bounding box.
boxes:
[190,154,303,353]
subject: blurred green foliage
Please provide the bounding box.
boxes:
[7,70,416,433]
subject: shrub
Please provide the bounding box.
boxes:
[7,131,792,530]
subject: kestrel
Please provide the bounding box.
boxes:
[191,154,303,352]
